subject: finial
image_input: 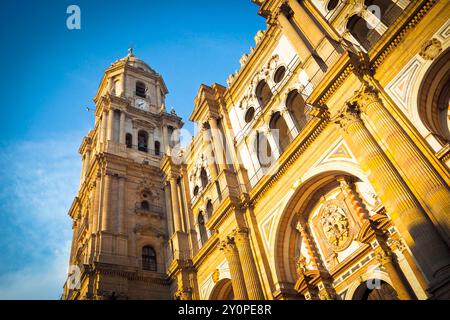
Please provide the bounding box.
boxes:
[128,46,134,56]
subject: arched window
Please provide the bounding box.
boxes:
[255,80,273,108]
[126,133,133,148]
[136,81,146,98]
[141,201,150,211]
[198,212,208,246]
[269,112,291,153]
[347,15,381,51]
[200,168,208,188]
[193,186,200,197]
[206,200,213,218]
[365,0,403,27]
[286,90,308,130]
[154,141,161,156]
[138,130,148,152]
[256,131,272,168]
[245,107,255,124]
[142,246,157,271]
[274,66,286,84]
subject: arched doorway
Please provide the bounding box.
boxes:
[352,280,399,300]
[209,279,234,300]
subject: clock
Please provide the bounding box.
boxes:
[135,99,148,111]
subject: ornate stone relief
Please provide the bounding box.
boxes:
[318,200,352,252]
[419,38,443,60]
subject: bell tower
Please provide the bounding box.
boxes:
[63,50,183,300]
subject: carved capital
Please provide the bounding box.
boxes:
[348,84,381,111]
[233,227,250,244]
[333,102,363,133]
[218,236,237,254]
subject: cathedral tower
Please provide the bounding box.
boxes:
[63,51,182,300]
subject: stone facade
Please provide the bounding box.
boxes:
[63,0,450,300]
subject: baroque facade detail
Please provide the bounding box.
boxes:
[64,0,450,300]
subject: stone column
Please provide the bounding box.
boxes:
[106,109,114,142]
[355,85,450,245]
[101,173,112,232]
[376,251,414,300]
[281,107,299,137]
[99,111,107,145]
[234,228,265,300]
[163,125,170,155]
[219,237,249,300]
[164,182,174,236]
[266,129,281,159]
[117,176,125,234]
[119,112,126,144]
[334,103,450,288]
[288,0,325,47]
[169,175,182,233]
[208,118,227,171]
[275,9,311,64]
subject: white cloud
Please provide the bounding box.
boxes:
[0,132,83,299]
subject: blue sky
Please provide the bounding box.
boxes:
[0,0,265,299]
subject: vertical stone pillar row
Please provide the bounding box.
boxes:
[234,228,265,300]
[334,103,450,288]
[219,237,249,300]
[356,85,450,245]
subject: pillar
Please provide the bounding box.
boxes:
[117,176,125,234]
[99,111,107,145]
[169,175,182,232]
[101,173,112,232]
[377,251,414,300]
[355,85,450,245]
[106,109,114,142]
[119,112,126,144]
[334,103,450,289]
[266,129,281,159]
[275,9,311,64]
[219,237,248,300]
[288,0,325,47]
[234,228,265,300]
[281,107,299,137]
[163,125,170,155]
[208,118,227,171]
[164,182,174,236]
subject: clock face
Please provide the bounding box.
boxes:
[136,99,148,111]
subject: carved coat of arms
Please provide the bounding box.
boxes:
[319,204,351,251]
